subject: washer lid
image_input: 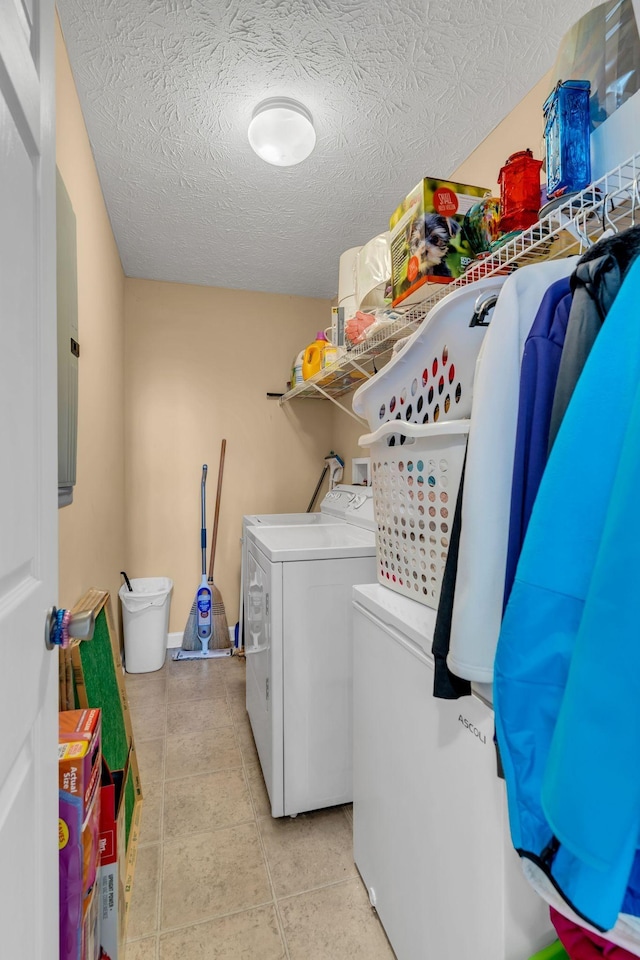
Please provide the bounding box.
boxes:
[244,512,333,527]
[248,523,375,562]
[352,582,437,656]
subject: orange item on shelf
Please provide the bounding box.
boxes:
[346,311,376,345]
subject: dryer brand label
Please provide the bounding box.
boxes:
[458,714,487,744]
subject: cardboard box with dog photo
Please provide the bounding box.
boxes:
[390,177,489,306]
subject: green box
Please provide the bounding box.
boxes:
[528,940,569,960]
[389,177,488,306]
[65,589,143,946]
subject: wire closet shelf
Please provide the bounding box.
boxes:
[280,151,640,412]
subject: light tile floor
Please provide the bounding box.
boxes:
[125,653,395,960]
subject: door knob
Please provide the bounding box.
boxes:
[45,606,95,651]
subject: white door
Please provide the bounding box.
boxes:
[0,0,58,956]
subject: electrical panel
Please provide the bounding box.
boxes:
[56,170,79,508]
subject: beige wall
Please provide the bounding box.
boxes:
[331,408,368,485]
[329,68,555,472]
[56,16,126,631]
[452,69,553,194]
[55,22,553,645]
[124,279,333,633]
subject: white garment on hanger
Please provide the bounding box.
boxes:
[447,257,579,684]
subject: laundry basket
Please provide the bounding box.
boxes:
[360,420,469,608]
[352,275,506,431]
[354,275,507,607]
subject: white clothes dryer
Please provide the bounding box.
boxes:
[245,487,375,818]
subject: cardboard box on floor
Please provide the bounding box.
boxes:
[60,589,143,959]
[98,756,131,960]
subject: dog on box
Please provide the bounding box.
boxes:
[409,214,459,278]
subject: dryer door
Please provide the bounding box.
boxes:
[245,539,284,816]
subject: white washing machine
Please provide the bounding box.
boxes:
[352,582,553,960]
[245,488,375,818]
[238,485,371,647]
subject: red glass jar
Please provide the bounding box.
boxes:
[498,149,543,233]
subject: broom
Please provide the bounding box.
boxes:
[207,439,230,650]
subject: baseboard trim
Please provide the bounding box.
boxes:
[167,626,236,649]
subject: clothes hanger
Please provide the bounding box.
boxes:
[630,174,640,227]
[600,192,619,236]
[469,290,499,328]
[572,206,592,253]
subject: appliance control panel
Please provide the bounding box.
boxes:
[320,485,375,529]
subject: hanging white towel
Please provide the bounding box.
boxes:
[447,257,579,683]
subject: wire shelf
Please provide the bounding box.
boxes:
[283,315,421,403]
[280,151,640,411]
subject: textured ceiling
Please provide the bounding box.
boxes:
[57,0,600,298]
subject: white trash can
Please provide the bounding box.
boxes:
[119,577,173,674]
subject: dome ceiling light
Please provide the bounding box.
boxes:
[248,98,316,167]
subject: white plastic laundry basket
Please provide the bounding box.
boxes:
[352,275,506,431]
[360,420,469,608]
[119,577,173,673]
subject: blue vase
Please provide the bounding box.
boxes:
[543,80,591,199]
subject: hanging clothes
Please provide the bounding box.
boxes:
[431,455,471,699]
[548,227,640,451]
[493,257,640,940]
[446,257,578,684]
[503,278,573,606]
[550,909,639,960]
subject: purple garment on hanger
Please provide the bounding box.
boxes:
[503,278,572,607]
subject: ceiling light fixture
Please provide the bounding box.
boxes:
[248,98,316,167]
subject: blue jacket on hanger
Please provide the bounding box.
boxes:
[494,256,640,935]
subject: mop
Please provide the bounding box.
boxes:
[173,461,231,661]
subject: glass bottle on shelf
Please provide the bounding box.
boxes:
[498,149,543,233]
[543,80,591,200]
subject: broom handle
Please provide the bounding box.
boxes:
[208,439,226,582]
